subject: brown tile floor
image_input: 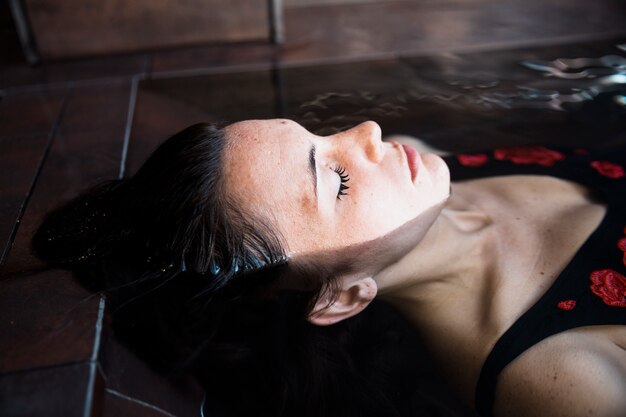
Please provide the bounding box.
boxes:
[1,1,625,416]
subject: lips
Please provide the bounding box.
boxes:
[401,144,421,181]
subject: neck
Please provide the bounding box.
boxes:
[376,184,497,311]
[374,185,502,402]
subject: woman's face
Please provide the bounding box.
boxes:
[222,119,450,271]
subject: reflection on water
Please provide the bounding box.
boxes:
[484,53,626,111]
[298,90,412,135]
[140,39,626,151]
[294,44,626,136]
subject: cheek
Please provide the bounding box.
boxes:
[346,166,439,241]
[272,199,330,253]
[346,187,415,242]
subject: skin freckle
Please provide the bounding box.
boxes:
[299,194,313,210]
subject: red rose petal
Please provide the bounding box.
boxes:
[590,161,625,179]
[557,300,577,311]
[589,269,626,307]
[493,146,564,167]
[457,154,488,167]
[618,237,626,253]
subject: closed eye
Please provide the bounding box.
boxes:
[333,166,350,200]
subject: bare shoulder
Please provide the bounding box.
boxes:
[383,134,450,156]
[493,326,626,417]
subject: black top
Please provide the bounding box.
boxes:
[443,144,626,417]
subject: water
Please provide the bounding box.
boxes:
[295,44,626,129]
[487,53,626,111]
[276,42,625,151]
[141,39,626,151]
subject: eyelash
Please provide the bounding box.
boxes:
[333,165,350,200]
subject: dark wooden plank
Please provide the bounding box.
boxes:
[0,362,103,417]
[281,0,626,64]
[24,0,269,59]
[285,0,397,6]
[152,0,626,78]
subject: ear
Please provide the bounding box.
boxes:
[307,277,378,326]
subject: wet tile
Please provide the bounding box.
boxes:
[2,132,125,273]
[0,89,66,138]
[0,269,101,373]
[150,41,277,75]
[0,362,102,417]
[2,82,130,274]
[101,330,204,417]
[0,134,49,264]
[0,90,66,263]
[56,81,132,135]
[0,53,148,91]
[126,71,275,175]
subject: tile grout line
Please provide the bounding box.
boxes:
[0,358,93,377]
[118,76,139,180]
[105,388,181,417]
[1,74,141,96]
[0,87,73,269]
[85,73,139,409]
[142,53,153,77]
[82,295,105,417]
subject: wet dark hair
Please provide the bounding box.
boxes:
[32,123,458,417]
[33,123,287,289]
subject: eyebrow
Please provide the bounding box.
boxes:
[308,144,319,204]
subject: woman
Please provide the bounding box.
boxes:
[33,119,626,417]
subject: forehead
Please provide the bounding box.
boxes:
[222,119,310,186]
[225,119,306,155]
[221,119,317,239]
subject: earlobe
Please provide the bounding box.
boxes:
[307,277,378,326]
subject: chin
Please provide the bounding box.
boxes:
[423,154,451,200]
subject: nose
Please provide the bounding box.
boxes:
[341,121,383,163]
